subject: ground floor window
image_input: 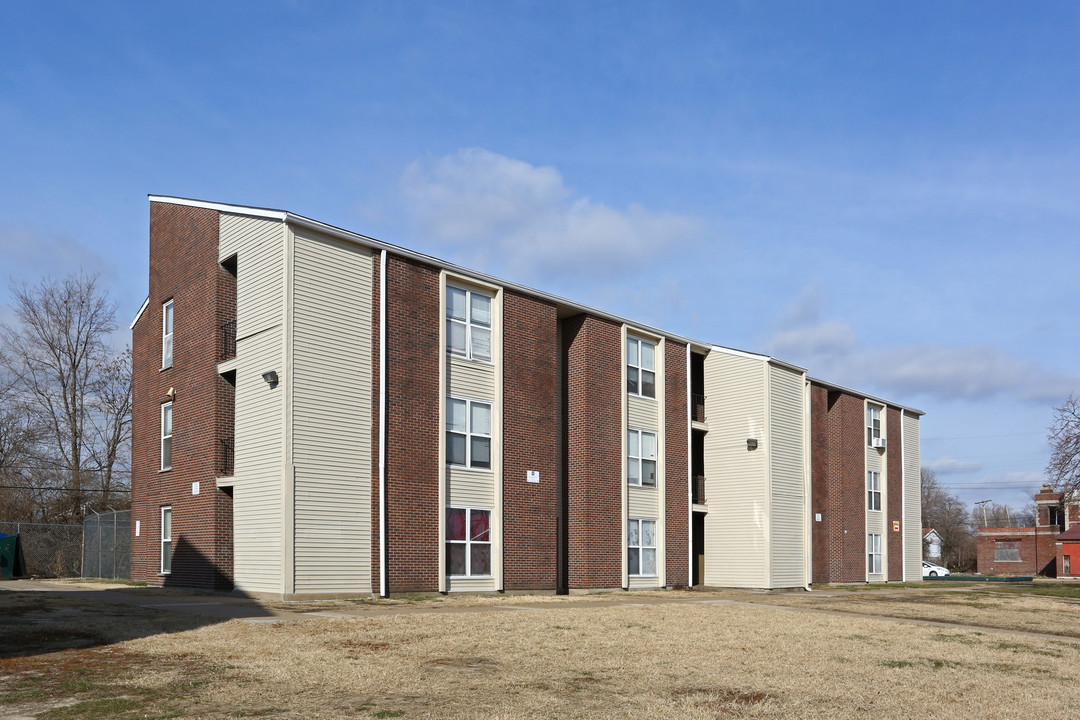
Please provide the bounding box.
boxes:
[867,533,882,575]
[446,507,491,577]
[995,540,1020,562]
[161,506,172,574]
[628,518,657,577]
[1065,554,1072,576]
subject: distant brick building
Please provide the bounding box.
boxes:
[976,485,1069,576]
[130,196,924,598]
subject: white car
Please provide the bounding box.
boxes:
[922,561,950,578]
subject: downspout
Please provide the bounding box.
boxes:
[900,409,906,582]
[379,249,388,598]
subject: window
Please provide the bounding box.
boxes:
[447,398,491,469]
[1065,554,1072,576]
[867,405,881,446]
[867,533,882,575]
[446,507,491,577]
[161,506,172,574]
[161,402,173,471]
[1049,506,1062,527]
[867,471,881,511]
[447,285,492,361]
[994,540,1020,562]
[626,336,656,398]
[162,300,174,368]
[628,519,657,576]
[627,430,657,487]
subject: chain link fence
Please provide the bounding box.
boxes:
[0,521,84,578]
[82,510,131,579]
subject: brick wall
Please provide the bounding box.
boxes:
[809,385,868,583]
[565,315,623,589]
[886,407,903,581]
[131,202,233,590]
[665,340,689,587]
[383,254,441,592]
[502,291,560,590]
[976,528,1059,576]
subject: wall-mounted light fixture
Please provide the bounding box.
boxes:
[746,438,758,450]
[166,387,175,400]
[262,370,279,386]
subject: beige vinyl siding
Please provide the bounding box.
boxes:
[447,357,495,401]
[447,468,495,507]
[768,364,806,589]
[220,213,282,342]
[628,575,660,589]
[231,327,284,593]
[220,214,286,595]
[290,230,373,595]
[628,395,659,431]
[903,412,923,580]
[702,351,768,589]
[446,576,496,592]
[628,486,659,518]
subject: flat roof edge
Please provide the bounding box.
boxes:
[808,376,925,415]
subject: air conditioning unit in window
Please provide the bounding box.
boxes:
[872,437,887,449]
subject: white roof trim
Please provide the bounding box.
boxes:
[149,195,287,221]
[148,195,696,346]
[130,296,149,330]
[707,344,807,374]
[808,376,924,416]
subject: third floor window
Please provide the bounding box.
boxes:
[162,299,174,369]
[447,286,491,362]
[627,336,656,398]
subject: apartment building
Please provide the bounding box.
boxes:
[130,196,923,598]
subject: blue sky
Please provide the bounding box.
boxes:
[2,2,1078,510]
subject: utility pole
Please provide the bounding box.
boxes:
[975,499,992,528]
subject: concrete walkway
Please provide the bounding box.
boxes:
[4,578,1077,643]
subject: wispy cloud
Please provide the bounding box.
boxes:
[0,226,109,284]
[925,456,982,475]
[767,282,1080,404]
[399,148,702,282]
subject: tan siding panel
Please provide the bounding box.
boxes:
[768,365,806,588]
[446,576,497,592]
[447,468,495,508]
[628,576,661,589]
[231,325,284,594]
[628,395,659,431]
[903,413,922,580]
[291,231,373,594]
[447,357,495,401]
[220,213,283,341]
[702,352,768,588]
[628,486,659,518]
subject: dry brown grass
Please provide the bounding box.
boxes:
[756,587,1080,638]
[4,588,1080,718]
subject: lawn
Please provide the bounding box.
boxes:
[3,587,1080,719]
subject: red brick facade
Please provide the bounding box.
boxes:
[502,291,560,590]
[886,407,904,581]
[564,316,624,589]
[664,340,689,587]
[131,202,234,590]
[810,385,867,584]
[383,255,441,593]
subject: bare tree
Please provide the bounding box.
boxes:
[920,467,976,571]
[1047,394,1080,496]
[0,275,131,521]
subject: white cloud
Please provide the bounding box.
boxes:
[0,226,107,281]
[768,284,1080,405]
[400,148,701,281]
[925,456,982,475]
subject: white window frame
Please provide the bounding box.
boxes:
[867,533,882,575]
[161,506,172,575]
[867,471,881,511]
[162,299,173,369]
[867,405,881,446]
[627,429,657,488]
[628,518,658,577]
[626,336,657,399]
[161,402,173,472]
[446,397,492,470]
[446,285,492,362]
[445,506,493,578]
